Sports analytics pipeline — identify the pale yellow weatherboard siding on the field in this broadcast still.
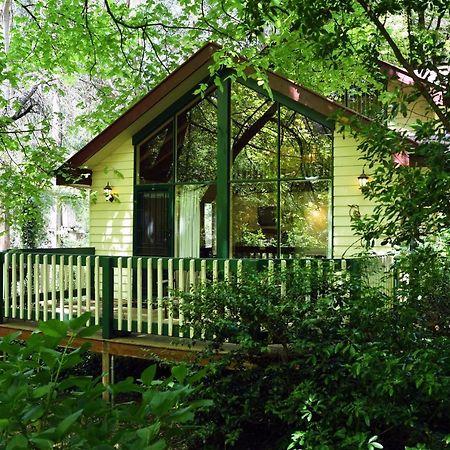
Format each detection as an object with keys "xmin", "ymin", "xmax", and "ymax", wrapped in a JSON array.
[
  {"xmin": 89, "ymin": 139, "xmax": 134, "ymax": 257},
  {"xmin": 388, "ymin": 80, "xmax": 434, "ymax": 130},
  {"xmin": 332, "ymin": 131, "xmax": 382, "ymax": 257}
]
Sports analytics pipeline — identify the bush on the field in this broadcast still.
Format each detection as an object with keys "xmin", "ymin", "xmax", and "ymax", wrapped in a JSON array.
[
  {"xmin": 0, "ymin": 312, "xmax": 211, "ymax": 449},
  {"xmin": 181, "ymin": 256, "xmax": 450, "ymax": 449}
]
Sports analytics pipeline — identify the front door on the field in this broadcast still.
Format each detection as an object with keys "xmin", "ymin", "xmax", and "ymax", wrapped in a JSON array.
[{"xmin": 135, "ymin": 187, "xmax": 172, "ymax": 256}]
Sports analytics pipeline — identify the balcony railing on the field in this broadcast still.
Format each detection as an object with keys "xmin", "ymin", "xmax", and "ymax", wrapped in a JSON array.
[{"xmin": 0, "ymin": 249, "xmax": 395, "ymax": 340}]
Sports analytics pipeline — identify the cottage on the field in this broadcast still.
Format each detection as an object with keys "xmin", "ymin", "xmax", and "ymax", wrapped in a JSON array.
[
  {"xmin": 1, "ymin": 44, "xmax": 432, "ymax": 343},
  {"xmin": 57, "ymin": 43, "xmax": 429, "ymax": 260}
]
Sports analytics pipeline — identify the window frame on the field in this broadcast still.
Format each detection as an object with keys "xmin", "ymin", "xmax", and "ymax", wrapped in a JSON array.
[{"xmin": 132, "ymin": 76, "xmax": 334, "ymax": 258}]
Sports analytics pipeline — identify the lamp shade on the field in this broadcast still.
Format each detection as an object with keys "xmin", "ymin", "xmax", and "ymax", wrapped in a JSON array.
[{"xmin": 358, "ymin": 171, "xmax": 369, "ymax": 188}]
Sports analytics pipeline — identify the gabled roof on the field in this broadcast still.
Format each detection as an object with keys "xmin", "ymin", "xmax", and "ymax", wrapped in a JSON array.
[{"xmin": 57, "ymin": 43, "xmax": 421, "ymax": 186}]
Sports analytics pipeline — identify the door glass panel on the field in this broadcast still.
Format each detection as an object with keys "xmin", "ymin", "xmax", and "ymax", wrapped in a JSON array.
[{"xmin": 136, "ymin": 190, "xmax": 170, "ymax": 256}]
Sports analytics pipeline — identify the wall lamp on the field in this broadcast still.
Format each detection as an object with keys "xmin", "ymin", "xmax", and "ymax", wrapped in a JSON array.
[
  {"xmin": 358, "ymin": 170, "xmax": 369, "ymax": 188},
  {"xmin": 104, "ymin": 182, "xmax": 114, "ymax": 202}
]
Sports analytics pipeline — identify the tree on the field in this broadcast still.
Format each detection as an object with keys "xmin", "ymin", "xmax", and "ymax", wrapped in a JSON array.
[
  {"xmin": 3, "ymin": 1, "xmax": 448, "ymax": 247},
  {"xmin": 0, "ymin": 0, "xmax": 197, "ymax": 247},
  {"xmin": 179, "ymin": 0, "xmax": 450, "ymax": 247}
]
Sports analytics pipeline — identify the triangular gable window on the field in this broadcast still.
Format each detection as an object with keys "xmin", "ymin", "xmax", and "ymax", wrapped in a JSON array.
[{"xmin": 134, "ymin": 80, "xmax": 332, "ymax": 258}]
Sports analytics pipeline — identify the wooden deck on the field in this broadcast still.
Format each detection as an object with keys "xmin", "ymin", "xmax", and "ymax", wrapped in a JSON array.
[{"xmin": 0, "ymin": 319, "xmax": 210, "ymax": 363}]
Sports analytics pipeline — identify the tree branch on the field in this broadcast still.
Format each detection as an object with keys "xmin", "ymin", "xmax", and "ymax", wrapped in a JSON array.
[
  {"xmin": 14, "ymin": 0, "xmax": 42, "ymax": 29},
  {"xmin": 103, "ymin": 0, "xmax": 211, "ymax": 34},
  {"xmin": 356, "ymin": 0, "xmax": 450, "ymax": 133}
]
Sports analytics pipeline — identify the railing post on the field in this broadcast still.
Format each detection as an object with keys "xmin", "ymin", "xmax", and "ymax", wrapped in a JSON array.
[
  {"xmin": 347, "ymin": 258, "xmax": 362, "ymax": 299},
  {"xmin": 101, "ymin": 256, "xmax": 114, "ymax": 339},
  {"xmin": 0, "ymin": 252, "xmax": 4, "ymax": 324}
]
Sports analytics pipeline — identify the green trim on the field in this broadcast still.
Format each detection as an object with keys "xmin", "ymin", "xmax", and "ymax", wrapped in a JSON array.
[
  {"xmin": 231, "ymin": 177, "xmax": 331, "ymax": 184},
  {"xmin": 216, "ymin": 79, "xmax": 231, "ymax": 258},
  {"xmin": 238, "ymin": 78, "xmax": 335, "ymax": 130},
  {"xmin": 132, "ymin": 77, "xmax": 212, "ymax": 146},
  {"xmin": 101, "ymin": 256, "xmax": 114, "ymax": 339}
]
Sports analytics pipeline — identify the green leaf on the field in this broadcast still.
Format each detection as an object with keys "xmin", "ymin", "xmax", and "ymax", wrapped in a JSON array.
[
  {"xmin": 136, "ymin": 422, "xmax": 161, "ymax": 443},
  {"xmin": 110, "ymin": 377, "xmax": 142, "ymax": 395},
  {"xmin": 141, "ymin": 365, "xmax": 157, "ymax": 385},
  {"xmin": 150, "ymin": 391, "xmax": 176, "ymax": 416},
  {"xmin": 38, "ymin": 320, "xmax": 68, "ymax": 339},
  {"xmin": 56, "ymin": 409, "xmax": 83, "ymax": 438},
  {"xmin": 76, "ymin": 324, "xmax": 101, "ymax": 338},
  {"xmin": 147, "ymin": 439, "xmax": 167, "ymax": 450},
  {"xmin": 0, "ymin": 418, "xmax": 9, "ymax": 430},
  {"xmin": 39, "ymin": 347, "xmax": 61, "ymax": 368},
  {"xmin": 28, "ymin": 438, "xmax": 53, "ymax": 450},
  {"xmin": 187, "ymin": 367, "xmax": 208, "ymax": 384},
  {"xmin": 189, "ymin": 399, "xmax": 213, "ymax": 409},
  {"xmin": 167, "ymin": 407, "xmax": 194, "ymax": 423},
  {"xmin": 6, "ymin": 435, "xmax": 29, "ymax": 450},
  {"xmin": 69, "ymin": 312, "xmax": 92, "ymax": 331},
  {"xmin": 22, "ymin": 405, "xmax": 44, "ymax": 422},
  {"xmin": 171, "ymin": 365, "xmax": 187, "ymax": 383},
  {"xmin": 32, "ymin": 384, "xmax": 52, "ymax": 399}
]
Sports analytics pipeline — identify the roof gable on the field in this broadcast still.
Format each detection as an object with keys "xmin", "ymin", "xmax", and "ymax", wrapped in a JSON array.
[{"xmin": 60, "ymin": 43, "xmax": 426, "ymax": 185}]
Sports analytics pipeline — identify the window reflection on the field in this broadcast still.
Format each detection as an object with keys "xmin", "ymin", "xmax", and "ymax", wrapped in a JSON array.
[
  {"xmin": 230, "ymin": 83, "xmax": 332, "ymax": 258},
  {"xmin": 280, "ymin": 181, "xmax": 329, "ymax": 257},
  {"xmin": 231, "ymin": 183, "xmax": 278, "ymax": 258},
  {"xmin": 177, "ymin": 92, "xmax": 217, "ymax": 182},
  {"xmin": 138, "ymin": 122, "xmax": 173, "ymax": 183},
  {"xmin": 231, "ymin": 84, "xmax": 278, "ymax": 180},
  {"xmin": 279, "ymin": 106, "xmax": 332, "ymax": 179}
]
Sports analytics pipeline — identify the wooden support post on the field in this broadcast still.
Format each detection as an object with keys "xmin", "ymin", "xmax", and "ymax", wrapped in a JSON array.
[
  {"xmin": 110, "ymin": 354, "xmax": 115, "ymax": 406},
  {"xmin": 101, "ymin": 256, "xmax": 114, "ymax": 339},
  {"xmin": 102, "ymin": 342, "xmax": 111, "ymax": 402}
]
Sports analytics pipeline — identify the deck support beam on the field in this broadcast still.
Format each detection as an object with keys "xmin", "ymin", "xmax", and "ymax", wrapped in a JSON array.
[{"xmin": 102, "ymin": 341, "xmax": 111, "ymax": 401}]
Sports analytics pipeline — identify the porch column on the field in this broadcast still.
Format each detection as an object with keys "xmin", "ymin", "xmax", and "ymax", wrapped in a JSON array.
[{"xmin": 216, "ymin": 79, "xmax": 231, "ymax": 259}]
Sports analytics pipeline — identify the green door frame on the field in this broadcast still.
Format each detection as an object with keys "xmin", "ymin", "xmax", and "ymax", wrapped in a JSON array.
[{"xmin": 133, "ymin": 184, "xmax": 174, "ymax": 257}]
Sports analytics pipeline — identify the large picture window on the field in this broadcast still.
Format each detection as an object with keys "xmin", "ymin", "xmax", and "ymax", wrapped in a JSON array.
[
  {"xmin": 230, "ymin": 84, "xmax": 332, "ymax": 258},
  {"xmin": 135, "ymin": 82, "xmax": 332, "ymax": 259}
]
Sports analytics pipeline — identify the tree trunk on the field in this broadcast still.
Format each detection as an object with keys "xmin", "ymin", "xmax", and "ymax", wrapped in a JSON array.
[{"xmin": 0, "ymin": 0, "xmax": 12, "ymax": 250}]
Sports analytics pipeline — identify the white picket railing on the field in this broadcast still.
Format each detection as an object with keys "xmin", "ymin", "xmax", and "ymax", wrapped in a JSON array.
[{"xmin": 0, "ymin": 251, "xmax": 396, "ymax": 339}]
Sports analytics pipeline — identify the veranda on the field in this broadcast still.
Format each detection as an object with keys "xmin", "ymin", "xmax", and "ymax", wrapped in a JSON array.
[{"xmin": 0, "ymin": 249, "xmax": 394, "ymax": 345}]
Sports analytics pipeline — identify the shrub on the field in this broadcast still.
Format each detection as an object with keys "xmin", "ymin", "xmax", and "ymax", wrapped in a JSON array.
[
  {"xmin": 0, "ymin": 312, "xmax": 212, "ymax": 449},
  {"xmin": 180, "ymin": 256, "xmax": 450, "ymax": 449}
]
